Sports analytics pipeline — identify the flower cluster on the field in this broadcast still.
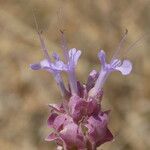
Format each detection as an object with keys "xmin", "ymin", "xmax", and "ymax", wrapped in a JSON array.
[{"xmin": 30, "ymin": 31, "xmax": 132, "ymax": 150}]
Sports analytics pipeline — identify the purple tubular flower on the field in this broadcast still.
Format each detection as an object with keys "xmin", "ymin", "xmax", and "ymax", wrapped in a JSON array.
[
  {"xmin": 98, "ymin": 50, "xmax": 132, "ymax": 75},
  {"xmin": 30, "ymin": 58, "xmax": 66, "ymax": 72},
  {"xmin": 30, "ymin": 58, "xmax": 68, "ymax": 97},
  {"xmin": 68, "ymin": 48, "xmax": 81, "ymax": 69},
  {"xmin": 30, "ymin": 30, "xmax": 69, "ymax": 97},
  {"xmin": 63, "ymin": 48, "xmax": 82, "ymax": 96},
  {"xmin": 89, "ymin": 50, "xmax": 132, "ymax": 97},
  {"xmin": 30, "ymin": 29, "xmax": 133, "ymax": 149}
]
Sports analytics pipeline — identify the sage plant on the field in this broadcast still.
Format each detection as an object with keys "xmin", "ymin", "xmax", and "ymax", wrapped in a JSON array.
[{"xmin": 30, "ymin": 30, "xmax": 132, "ymax": 150}]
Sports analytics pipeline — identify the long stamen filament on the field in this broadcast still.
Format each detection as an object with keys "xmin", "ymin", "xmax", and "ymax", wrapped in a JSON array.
[
  {"xmin": 125, "ymin": 34, "xmax": 146, "ymax": 54},
  {"xmin": 111, "ymin": 29, "xmax": 128, "ymax": 61},
  {"xmin": 33, "ymin": 13, "xmax": 51, "ymax": 61},
  {"xmin": 37, "ymin": 32, "xmax": 51, "ymax": 61},
  {"xmin": 60, "ymin": 30, "xmax": 69, "ymax": 62}
]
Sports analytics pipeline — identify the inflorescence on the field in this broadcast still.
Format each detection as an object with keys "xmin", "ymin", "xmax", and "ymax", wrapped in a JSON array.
[{"xmin": 30, "ymin": 30, "xmax": 132, "ymax": 150}]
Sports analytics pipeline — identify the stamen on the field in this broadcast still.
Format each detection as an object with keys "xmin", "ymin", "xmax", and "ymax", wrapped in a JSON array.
[
  {"xmin": 111, "ymin": 29, "xmax": 128, "ymax": 61},
  {"xmin": 111, "ymin": 59, "xmax": 121, "ymax": 68},
  {"xmin": 56, "ymin": 8, "xmax": 69, "ymax": 62},
  {"xmin": 60, "ymin": 30, "xmax": 69, "ymax": 62},
  {"xmin": 33, "ymin": 12, "xmax": 51, "ymax": 62},
  {"xmin": 124, "ymin": 34, "xmax": 146, "ymax": 54}
]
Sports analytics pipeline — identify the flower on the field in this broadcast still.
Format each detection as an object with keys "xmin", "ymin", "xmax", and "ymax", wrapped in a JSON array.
[
  {"xmin": 98, "ymin": 50, "xmax": 132, "ymax": 75},
  {"xmin": 88, "ymin": 50, "xmax": 132, "ymax": 97},
  {"xmin": 30, "ymin": 30, "xmax": 133, "ymax": 150},
  {"xmin": 30, "ymin": 57, "xmax": 66, "ymax": 73},
  {"xmin": 61, "ymin": 48, "xmax": 82, "ymax": 95}
]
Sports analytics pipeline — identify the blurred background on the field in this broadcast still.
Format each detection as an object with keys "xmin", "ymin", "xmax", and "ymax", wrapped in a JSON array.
[{"xmin": 0, "ymin": 0, "xmax": 150, "ymax": 150}]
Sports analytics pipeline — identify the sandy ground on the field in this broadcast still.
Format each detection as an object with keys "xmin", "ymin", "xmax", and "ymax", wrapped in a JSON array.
[{"xmin": 0, "ymin": 0, "xmax": 150, "ymax": 150}]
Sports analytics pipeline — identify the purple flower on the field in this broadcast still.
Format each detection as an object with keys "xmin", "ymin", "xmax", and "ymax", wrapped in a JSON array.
[
  {"xmin": 67, "ymin": 48, "xmax": 81, "ymax": 70},
  {"xmin": 30, "ymin": 57, "xmax": 66, "ymax": 72},
  {"xmin": 98, "ymin": 50, "xmax": 132, "ymax": 75},
  {"xmin": 30, "ymin": 30, "xmax": 133, "ymax": 150},
  {"xmin": 60, "ymin": 48, "xmax": 82, "ymax": 95},
  {"xmin": 89, "ymin": 50, "xmax": 132, "ymax": 97}
]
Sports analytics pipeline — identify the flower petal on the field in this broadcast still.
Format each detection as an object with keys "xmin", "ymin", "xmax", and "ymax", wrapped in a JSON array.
[
  {"xmin": 86, "ymin": 112, "xmax": 113, "ymax": 146},
  {"xmin": 68, "ymin": 48, "xmax": 81, "ymax": 67},
  {"xmin": 45, "ymin": 132, "xmax": 58, "ymax": 141},
  {"xmin": 98, "ymin": 50, "xmax": 107, "ymax": 69},
  {"xmin": 30, "ymin": 59, "xmax": 51, "ymax": 70},
  {"xmin": 50, "ymin": 60, "xmax": 67, "ymax": 71},
  {"xmin": 31, "ymin": 58, "xmax": 67, "ymax": 72},
  {"xmin": 30, "ymin": 63, "xmax": 41, "ymax": 70},
  {"xmin": 53, "ymin": 114, "xmax": 67, "ymax": 132},
  {"xmin": 49, "ymin": 103, "xmax": 65, "ymax": 113},
  {"xmin": 74, "ymin": 50, "xmax": 81, "ymax": 66},
  {"xmin": 68, "ymin": 95, "xmax": 87, "ymax": 122},
  {"xmin": 115, "ymin": 60, "xmax": 132, "ymax": 75},
  {"xmin": 60, "ymin": 123, "xmax": 86, "ymax": 149},
  {"xmin": 86, "ymin": 99, "xmax": 100, "ymax": 115},
  {"xmin": 53, "ymin": 114, "xmax": 73, "ymax": 132},
  {"xmin": 86, "ymin": 70, "xmax": 99, "ymax": 92},
  {"xmin": 47, "ymin": 113, "xmax": 58, "ymax": 127}
]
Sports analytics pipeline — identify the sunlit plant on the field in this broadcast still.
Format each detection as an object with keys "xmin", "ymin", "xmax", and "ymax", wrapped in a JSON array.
[{"xmin": 30, "ymin": 26, "xmax": 132, "ymax": 150}]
